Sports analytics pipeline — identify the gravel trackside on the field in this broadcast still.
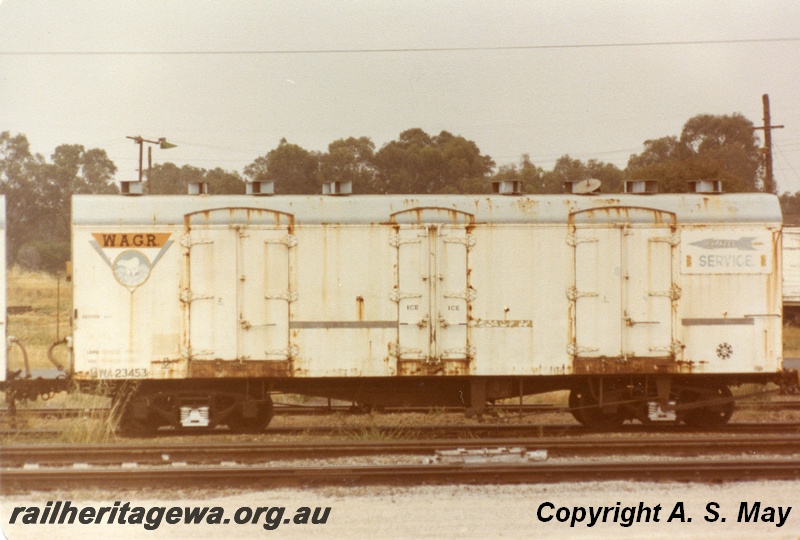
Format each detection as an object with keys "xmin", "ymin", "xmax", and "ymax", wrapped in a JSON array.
[{"xmin": 2, "ymin": 480, "xmax": 799, "ymax": 539}]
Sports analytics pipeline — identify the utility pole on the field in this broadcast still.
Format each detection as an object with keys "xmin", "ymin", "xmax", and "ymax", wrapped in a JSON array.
[
  {"xmin": 753, "ymin": 94, "xmax": 784, "ymax": 194},
  {"xmin": 126, "ymin": 135, "xmax": 177, "ymax": 183}
]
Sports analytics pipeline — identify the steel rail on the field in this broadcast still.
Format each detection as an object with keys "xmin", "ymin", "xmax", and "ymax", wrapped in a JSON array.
[
  {"xmin": 0, "ymin": 403, "xmax": 559, "ymax": 419},
  {"xmin": 3, "ymin": 400, "xmax": 800, "ymax": 421},
  {"xmin": 3, "ymin": 421, "xmax": 800, "ymax": 440},
  {"xmin": 211, "ymin": 422, "xmax": 800, "ymax": 438},
  {"xmin": 4, "ymin": 458, "xmax": 800, "ymax": 492},
  {"xmin": 3, "ymin": 434, "xmax": 800, "ymax": 468}
]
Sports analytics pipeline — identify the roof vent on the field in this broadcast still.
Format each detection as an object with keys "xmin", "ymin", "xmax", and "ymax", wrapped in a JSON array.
[
  {"xmin": 689, "ymin": 180, "xmax": 723, "ymax": 194},
  {"xmin": 188, "ymin": 181, "xmax": 209, "ymax": 195},
  {"xmin": 246, "ymin": 180, "xmax": 275, "ymax": 196},
  {"xmin": 322, "ymin": 179, "xmax": 352, "ymax": 196},
  {"xmin": 492, "ymin": 179, "xmax": 523, "ymax": 195},
  {"xmin": 119, "ymin": 181, "xmax": 143, "ymax": 196},
  {"xmin": 564, "ymin": 178, "xmax": 602, "ymax": 195},
  {"xmin": 624, "ymin": 180, "xmax": 658, "ymax": 194}
]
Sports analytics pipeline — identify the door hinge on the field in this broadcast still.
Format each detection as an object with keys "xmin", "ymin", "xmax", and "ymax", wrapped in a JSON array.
[
  {"xmin": 566, "ymin": 234, "xmax": 599, "ymax": 247},
  {"xmin": 390, "ymin": 290, "xmax": 423, "ymax": 302},
  {"xmin": 265, "ymin": 290, "xmax": 298, "ymax": 303},
  {"xmin": 180, "ymin": 289, "xmax": 214, "ymax": 304},
  {"xmin": 265, "ymin": 234, "xmax": 297, "ymax": 248},
  {"xmin": 443, "ymin": 288, "xmax": 477, "ymax": 302}
]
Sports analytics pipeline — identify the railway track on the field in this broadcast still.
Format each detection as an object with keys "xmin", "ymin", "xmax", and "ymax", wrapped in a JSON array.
[
  {"xmin": 2, "ymin": 399, "xmax": 799, "ymax": 421},
  {"xmin": 0, "ymin": 403, "xmax": 559, "ymax": 420},
  {"xmin": 3, "ymin": 421, "xmax": 800, "ymax": 440},
  {"xmin": 3, "ymin": 434, "xmax": 800, "ymax": 467},
  {"xmin": 5, "ymin": 459, "xmax": 800, "ymax": 492},
  {"xmin": 3, "ymin": 436, "xmax": 800, "ymax": 491}
]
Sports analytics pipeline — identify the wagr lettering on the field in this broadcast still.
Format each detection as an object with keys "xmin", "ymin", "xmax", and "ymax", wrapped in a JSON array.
[{"xmin": 92, "ymin": 233, "xmax": 170, "ymax": 248}]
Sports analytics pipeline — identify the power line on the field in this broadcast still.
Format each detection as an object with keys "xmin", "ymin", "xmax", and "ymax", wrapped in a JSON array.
[
  {"xmin": 2, "ymin": 37, "xmax": 798, "ymax": 56},
  {"xmin": 775, "ymin": 145, "xmax": 800, "ymax": 186}
]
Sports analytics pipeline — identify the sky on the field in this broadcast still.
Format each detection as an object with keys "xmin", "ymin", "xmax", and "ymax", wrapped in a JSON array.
[{"xmin": 1, "ymin": 1, "xmax": 799, "ymax": 192}]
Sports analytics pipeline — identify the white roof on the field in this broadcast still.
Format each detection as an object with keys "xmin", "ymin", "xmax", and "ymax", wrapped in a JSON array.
[{"xmin": 72, "ymin": 193, "xmax": 782, "ymax": 226}]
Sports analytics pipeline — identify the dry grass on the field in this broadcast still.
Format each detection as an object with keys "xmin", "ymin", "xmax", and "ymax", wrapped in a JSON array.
[
  {"xmin": 783, "ymin": 325, "xmax": 800, "ymax": 357},
  {"xmin": 2, "ymin": 269, "xmax": 126, "ymax": 443},
  {"xmin": 6, "ymin": 266, "xmax": 72, "ymax": 372}
]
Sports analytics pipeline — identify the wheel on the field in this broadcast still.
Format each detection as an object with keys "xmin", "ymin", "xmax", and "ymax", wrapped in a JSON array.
[
  {"xmin": 681, "ymin": 385, "xmax": 734, "ymax": 427},
  {"xmin": 227, "ymin": 398, "xmax": 274, "ymax": 433},
  {"xmin": 568, "ymin": 388, "xmax": 586, "ymax": 425},
  {"xmin": 569, "ymin": 385, "xmax": 626, "ymax": 427},
  {"xmin": 117, "ymin": 399, "xmax": 160, "ymax": 436}
]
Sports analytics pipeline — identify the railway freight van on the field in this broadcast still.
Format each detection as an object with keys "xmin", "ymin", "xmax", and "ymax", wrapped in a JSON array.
[{"xmin": 59, "ymin": 184, "xmax": 784, "ymax": 431}]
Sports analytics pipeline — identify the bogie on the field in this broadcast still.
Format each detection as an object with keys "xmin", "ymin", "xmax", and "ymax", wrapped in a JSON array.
[
  {"xmin": 116, "ymin": 388, "xmax": 274, "ymax": 435},
  {"xmin": 568, "ymin": 379, "xmax": 736, "ymax": 428}
]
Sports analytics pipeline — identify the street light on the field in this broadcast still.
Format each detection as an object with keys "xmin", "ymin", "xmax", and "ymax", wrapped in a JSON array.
[{"xmin": 126, "ymin": 135, "xmax": 177, "ymax": 183}]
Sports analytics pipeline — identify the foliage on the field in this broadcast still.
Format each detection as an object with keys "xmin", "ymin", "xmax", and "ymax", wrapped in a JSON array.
[
  {"xmin": 318, "ymin": 137, "xmax": 377, "ymax": 193},
  {"xmin": 374, "ymin": 129, "xmax": 495, "ymax": 194},
  {"xmin": 148, "ymin": 163, "xmax": 244, "ymax": 194},
  {"xmin": 244, "ymin": 130, "xmax": 495, "ymax": 195},
  {"xmin": 489, "ymin": 154, "xmax": 545, "ymax": 193},
  {"xmin": 0, "ymin": 133, "xmax": 117, "ymax": 266},
  {"xmin": 626, "ymin": 113, "xmax": 763, "ymax": 193},
  {"xmin": 244, "ymin": 138, "xmax": 321, "ymax": 194},
  {"xmin": 206, "ymin": 167, "xmax": 245, "ymax": 194},
  {"xmin": 540, "ymin": 155, "xmax": 624, "ymax": 193},
  {"xmin": 0, "ymin": 132, "xmax": 45, "ymax": 260},
  {"xmin": 16, "ymin": 242, "xmax": 70, "ymax": 274},
  {"xmin": 779, "ymin": 192, "xmax": 800, "ymax": 224}
]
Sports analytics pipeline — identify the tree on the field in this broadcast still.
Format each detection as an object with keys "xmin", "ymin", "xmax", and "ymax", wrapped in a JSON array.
[
  {"xmin": 0, "ymin": 132, "xmax": 46, "ymax": 261},
  {"xmin": 0, "ymin": 133, "xmax": 118, "ymax": 268},
  {"xmin": 540, "ymin": 155, "xmax": 623, "ymax": 193},
  {"xmin": 244, "ymin": 139, "xmax": 320, "ymax": 194},
  {"xmin": 780, "ymin": 192, "xmax": 800, "ymax": 223},
  {"xmin": 52, "ymin": 144, "xmax": 118, "ymax": 194},
  {"xmin": 318, "ymin": 137, "xmax": 377, "ymax": 193},
  {"xmin": 626, "ymin": 113, "xmax": 762, "ymax": 192},
  {"xmin": 147, "ymin": 162, "xmax": 185, "ymax": 194},
  {"xmin": 487, "ymin": 154, "xmax": 545, "ymax": 194},
  {"xmin": 45, "ymin": 144, "xmax": 118, "ymax": 241},
  {"xmin": 374, "ymin": 129, "xmax": 494, "ymax": 193},
  {"xmin": 206, "ymin": 168, "xmax": 245, "ymax": 194}
]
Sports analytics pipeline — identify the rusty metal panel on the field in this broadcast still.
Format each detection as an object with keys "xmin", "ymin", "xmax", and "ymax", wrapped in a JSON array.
[
  {"xmin": 573, "ymin": 357, "xmax": 688, "ymax": 375},
  {"xmin": 182, "ymin": 209, "xmax": 294, "ymax": 363},
  {"xmin": 622, "ymin": 227, "xmax": 675, "ymax": 357},
  {"xmin": 467, "ymin": 226, "xmax": 539, "ymax": 375},
  {"xmin": 189, "ymin": 360, "xmax": 291, "ymax": 378},
  {"xmin": 393, "ymin": 223, "xmax": 472, "ymax": 372},
  {"xmin": 184, "ymin": 227, "xmax": 237, "ymax": 360},
  {"xmin": 783, "ymin": 227, "xmax": 800, "ymax": 305},
  {"xmin": 570, "ymin": 207, "xmax": 678, "ymax": 366},
  {"xmin": 68, "ymin": 194, "xmax": 783, "ymax": 382},
  {"xmin": 436, "ymin": 225, "xmax": 471, "ymax": 361},
  {"xmin": 395, "ymin": 226, "xmax": 429, "ymax": 362},
  {"xmin": 677, "ymin": 225, "xmax": 782, "ymax": 373},
  {"xmin": 71, "ymin": 226, "xmax": 184, "ymax": 380},
  {"xmin": 290, "ymin": 225, "xmax": 397, "ymax": 377},
  {"xmin": 682, "ymin": 229, "xmax": 773, "ymax": 274},
  {"xmin": 572, "ymin": 226, "xmax": 622, "ymax": 358}
]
